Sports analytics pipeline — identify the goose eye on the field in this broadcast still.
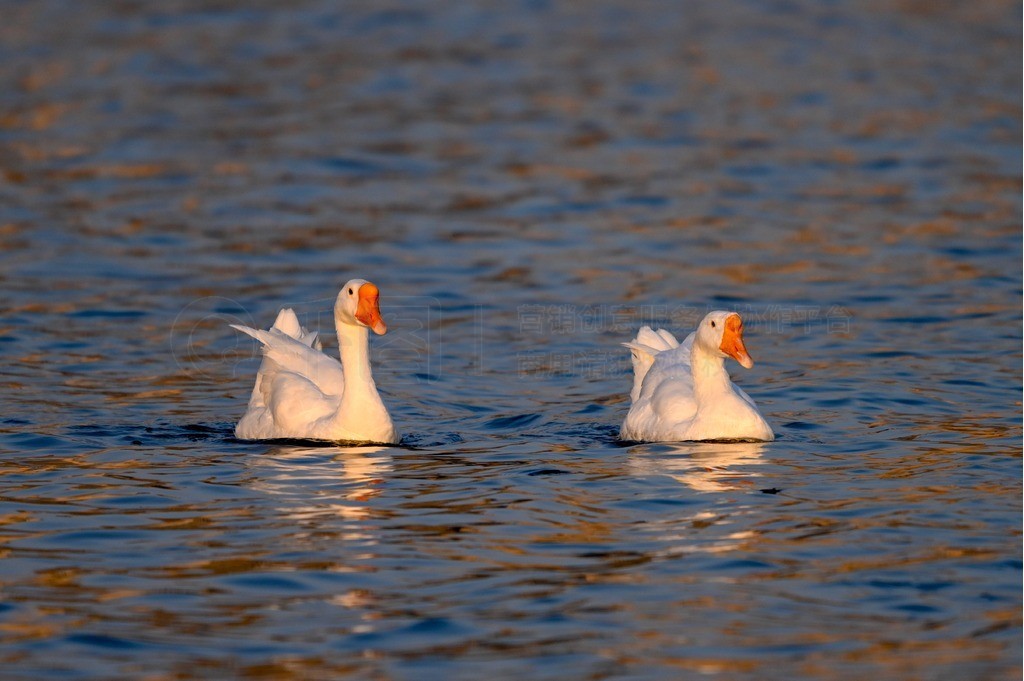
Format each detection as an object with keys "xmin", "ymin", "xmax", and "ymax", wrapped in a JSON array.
[
  {"xmin": 348, "ymin": 288, "xmax": 354, "ymax": 295},
  {"xmin": 710, "ymin": 321, "xmax": 716, "ymax": 328}
]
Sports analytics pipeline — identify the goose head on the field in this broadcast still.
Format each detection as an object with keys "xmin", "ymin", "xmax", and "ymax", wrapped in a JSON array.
[
  {"xmin": 695, "ymin": 311, "xmax": 753, "ymax": 368},
  {"xmin": 335, "ymin": 279, "xmax": 387, "ymax": 335}
]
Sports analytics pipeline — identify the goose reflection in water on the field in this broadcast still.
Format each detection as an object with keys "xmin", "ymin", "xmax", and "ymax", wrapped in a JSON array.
[
  {"xmin": 248, "ymin": 445, "xmax": 393, "ymax": 522},
  {"xmin": 628, "ymin": 441, "xmax": 768, "ymax": 493}
]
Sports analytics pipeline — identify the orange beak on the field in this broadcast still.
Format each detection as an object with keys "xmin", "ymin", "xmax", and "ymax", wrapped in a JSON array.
[
  {"xmin": 355, "ymin": 282, "xmax": 387, "ymax": 335},
  {"xmin": 719, "ymin": 313, "xmax": 753, "ymax": 368}
]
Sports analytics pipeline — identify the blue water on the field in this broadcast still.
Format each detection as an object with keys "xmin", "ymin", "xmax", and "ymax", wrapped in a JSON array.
[{"xmin": 0, "ymin": 1, "xmax": 1020, "ymax": 679}]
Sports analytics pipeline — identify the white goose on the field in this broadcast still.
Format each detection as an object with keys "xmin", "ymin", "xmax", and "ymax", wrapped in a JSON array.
[
  {"xmin": 620, "ymin": 311, "xmax": 774, "ymax": 442},
  {"xmin": 231, "ymin": 279, "xmax": 400, "ymax": 444}
]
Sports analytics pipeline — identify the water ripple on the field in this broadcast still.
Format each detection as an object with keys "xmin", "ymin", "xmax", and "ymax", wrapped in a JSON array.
[{"xmin": 0, "ymin": 0, "xmax": 1019, "ymax": 678}]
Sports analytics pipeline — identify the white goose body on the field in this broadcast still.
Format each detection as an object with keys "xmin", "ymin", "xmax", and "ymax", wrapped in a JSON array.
[
  {"xmin": 231, "ymin": 279, "xmax": 400, "ymax": 444},
  {"xmin": 621, "ymin": 311, "xmax": 773, "ymax": 442}
]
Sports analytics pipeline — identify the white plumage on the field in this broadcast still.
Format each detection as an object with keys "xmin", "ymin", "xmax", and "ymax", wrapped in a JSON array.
[
  {"xmin": 621, "ymin": 311, "xmax": 773, "ymax": 442},
  {"xmin": 231, "ymin": 279, "xmax": 400, "ymax": 444}
]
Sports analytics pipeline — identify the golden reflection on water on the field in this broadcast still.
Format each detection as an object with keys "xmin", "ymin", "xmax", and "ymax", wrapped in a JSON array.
[
  {"xmin": 0, "ymin": 0, "xmax": 1019, "ymax": 676},
  {"xmin": 627, "ymin": 442, "xmax": 769, "ymax": 556},
  {"xmin": 629, "ymin": 441, "xmax": 767, "ymax": 493},
  {"xmin": 249, "ymin": 445, "xmax": 393, "ymax": 523}
]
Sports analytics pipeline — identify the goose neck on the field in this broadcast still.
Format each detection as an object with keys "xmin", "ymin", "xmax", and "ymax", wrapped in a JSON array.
[
  {"xmin": 690, "ymin": 342, "xmax": 731, "ymax": 398},
  {"xmin": 337, "ymin": 321, "xmax": 373, "ymax": 386}
]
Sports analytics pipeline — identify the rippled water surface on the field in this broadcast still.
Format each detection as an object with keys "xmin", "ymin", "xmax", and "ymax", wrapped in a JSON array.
[{"xmin": 1, "ymin": 1, "xmax": 1020, "ymax": 679}]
